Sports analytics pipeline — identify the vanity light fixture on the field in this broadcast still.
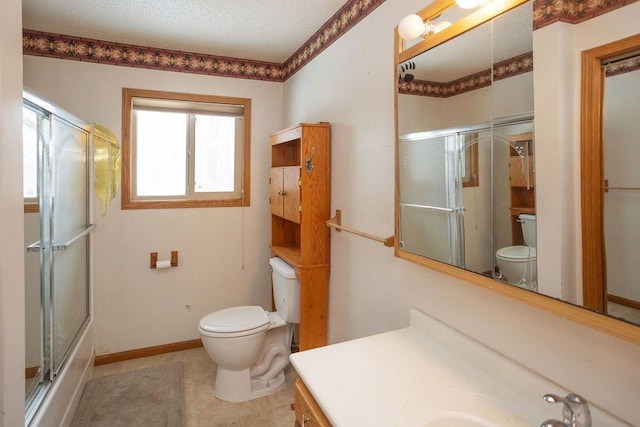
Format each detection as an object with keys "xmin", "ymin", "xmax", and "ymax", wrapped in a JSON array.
[
  {"xmin": 455, "ymin": 0, "xmax": 484, "ymax": 9},
  {"xmin": 398, "ymin": 14, "xmax": 452, "ymax": 42}
]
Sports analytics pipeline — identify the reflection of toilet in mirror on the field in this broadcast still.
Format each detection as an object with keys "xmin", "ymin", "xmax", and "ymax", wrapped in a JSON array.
[{"xmin": 496, "ymin": 214, "xmax": 537, "ymax": 290}]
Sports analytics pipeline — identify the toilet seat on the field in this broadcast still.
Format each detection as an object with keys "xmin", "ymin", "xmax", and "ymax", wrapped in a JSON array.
[
  {"xmin": 496, "ymin": 245, "xmax": 536, "ymax": 260},
  {"xmin": 199, "ymin": 306, "xmax": 269, "ymax": 338}
]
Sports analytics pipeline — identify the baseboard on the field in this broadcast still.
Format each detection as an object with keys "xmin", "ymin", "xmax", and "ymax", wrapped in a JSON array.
[
  {"xmin": 26, "ymin": 366, "xmax": 39, "ymax": 379},
  {"xmin": 608, "ymin": 294, "xmax": 640, "ymax": 310},
  {"xmin": 94, "ymin": 339, "xmax": 203, "ymax": 366}
]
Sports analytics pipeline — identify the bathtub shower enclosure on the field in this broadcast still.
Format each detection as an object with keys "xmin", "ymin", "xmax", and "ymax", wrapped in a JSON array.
[
  {"xmin": 398, "ymin": 115, "xmax": 535, "ymax": 286},
  {"xmin": 23, "ymin": 90, "xmax": 94, "ymax": 425}
]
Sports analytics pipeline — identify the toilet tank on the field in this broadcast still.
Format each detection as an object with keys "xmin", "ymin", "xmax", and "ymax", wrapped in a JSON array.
[
  {"xmin": 269, "ymin": 257, "xmax": 300, "ymax": 323},
  {"xmin": 519, "ymin": 213, "xmax": 536, "ymax": 247}
]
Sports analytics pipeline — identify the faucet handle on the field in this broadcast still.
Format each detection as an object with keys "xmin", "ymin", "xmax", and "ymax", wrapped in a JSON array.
[{"xmin": 543, "ymin": 393, "xmax": 592, "ymax": 427}]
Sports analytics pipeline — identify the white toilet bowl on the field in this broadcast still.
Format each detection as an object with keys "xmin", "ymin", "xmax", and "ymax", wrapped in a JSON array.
[
  {"xmin": 198, "ymin": 257, "xmax": 300, "ymax": 402},
  {"xmin": 496, "ymin": 246, "xmax": 537, "ymax": 289},
  {"xmin": 199, "ymin": 306, "xmax": 269, "ymax": 370},
  {"xmin": 496, "ymin": 213, "xmax": 537, "ymax": 290}
]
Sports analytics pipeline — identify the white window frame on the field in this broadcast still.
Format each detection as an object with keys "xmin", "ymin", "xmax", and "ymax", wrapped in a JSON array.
[
  {"xmin": 23, "ymin": 103, "xmax": 45, "ymax": 213},
  {"xmin": 122, "ymin": 88, "xmax": 251, "ymax": 209}
]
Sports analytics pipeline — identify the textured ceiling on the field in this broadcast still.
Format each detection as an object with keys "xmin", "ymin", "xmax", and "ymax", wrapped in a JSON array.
[{"xmin": 22, "ymin": 0, "xmax": 347, "ymax": 63}]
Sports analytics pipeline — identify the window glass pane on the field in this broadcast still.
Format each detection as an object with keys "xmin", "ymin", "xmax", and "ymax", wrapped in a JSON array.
[
  {"xmin": 23, "ymin": 107, "xmax": 39, "ymax": 199},
  {"xmin": 135, "ymin": 110, "xmax": 187, "ymax": 196},
  {"xmin": 194, "ymin": 115, "xmax": 236, "ymax": 192}
]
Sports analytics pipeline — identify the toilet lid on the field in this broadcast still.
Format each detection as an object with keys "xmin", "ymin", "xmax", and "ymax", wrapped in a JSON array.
[
  {"xmin": 496, "ymin": 245, "xmax": 536, "ymax": 260},
  {"xmin": 199, "ymin": 306, "xmax": 269, "ymax": 334}
]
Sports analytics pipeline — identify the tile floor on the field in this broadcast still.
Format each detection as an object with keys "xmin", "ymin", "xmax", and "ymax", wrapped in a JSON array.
[
  {"xmin": 608, "ymin": 302, "xmax": 640, "ymax": 326},
  {"xmin": 90, "ymin": 347, "xmax": 296, "ymax": 427}
]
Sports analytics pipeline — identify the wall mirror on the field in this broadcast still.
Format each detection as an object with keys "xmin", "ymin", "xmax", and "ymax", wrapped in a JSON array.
[
  {"xmin": 581, "ymin": 34, "xmax": 640, "ymax": 326},
  {"xmin": 396, "ymin": 0, "xmax": 535, "ymax": 286},
  {"xmin": 394, "ymin": 0, "xmax": 640, "ymax": 344}
]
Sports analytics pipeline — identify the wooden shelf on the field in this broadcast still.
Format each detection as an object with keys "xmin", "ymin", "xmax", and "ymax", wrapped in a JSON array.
[
  {"xmin": 270, "ymin": 245, "xmax": 302, "ymax": 269},
  {"xmin": 510, "ymin": 206, "xmax": 535, "ymax": 215},
  {"xmin": 270, "ymin": 122, "xmax": 330, "ymax": 350},
  {"xmin": 270, "ymin": 122, "xmax": 328, "ymax": 145}
]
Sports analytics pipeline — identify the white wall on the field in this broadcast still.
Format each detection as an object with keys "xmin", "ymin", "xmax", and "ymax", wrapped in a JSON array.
[
  {"xmin": 24, "ymin": 57, "xmax": 284, "ymax": 354},
  {"xmin": 0, "ymin": 0, "xmax": 25, "ymax": 425},
  {"xmin": 397, "ymin": 93, "xmax": 445, "ymax": 135},
  {"xmin": 283, "ymin": 0, "xmax": 640, "ymax": 424}
]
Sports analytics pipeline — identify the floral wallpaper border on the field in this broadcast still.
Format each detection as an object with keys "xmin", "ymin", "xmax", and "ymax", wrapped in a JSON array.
[
  {"xmin": 22, "ymin": 30, "xmax": 286, "ymax": 82},
  {"xmin": 399, "ymin": 51, "xmax": 534, "ymax": 98},
  {"xmin": 281, "ymin": 0, "xmax": 385, "ymax": 79},
  {"xmin": 22, "ymin": 0, "xmax": 635, "ymax": 81},
  {"xmin": 532, "ymin": 0, "xmax": 639, "ymax": 30},
  {"xmin": 22, "ymin": 0, "xmax": 385, "ymax": 82}
]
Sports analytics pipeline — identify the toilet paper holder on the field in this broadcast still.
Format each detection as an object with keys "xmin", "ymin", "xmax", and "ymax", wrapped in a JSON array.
[{"xmin": 150, "ymin": 251, "xmax": 178, "ymax": 269}]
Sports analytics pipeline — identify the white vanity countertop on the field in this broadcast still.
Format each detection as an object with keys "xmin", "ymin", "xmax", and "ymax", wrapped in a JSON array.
[{"xmin": 289, "ymin": 308, "xmax": 625, "ymax": 427}]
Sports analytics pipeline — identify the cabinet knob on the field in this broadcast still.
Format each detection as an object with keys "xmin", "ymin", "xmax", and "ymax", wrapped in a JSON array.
[
  {"xmin": 298, "ymin": 204, "xmax": 302, "ymax": 212},
  {"xmin": 302, "ymin": 414, "xmax": 311, "ymax": 426},
  {"xmin": 278, "ymin": 189, "xmax": 287, "ymax": 196}
]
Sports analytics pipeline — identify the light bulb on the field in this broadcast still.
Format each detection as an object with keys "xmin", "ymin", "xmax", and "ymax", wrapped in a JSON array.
[
  {"xmin": 398, "ymin": 14, "xmax": 426, "ymax": 41},
  {"xmin": 455, "ymin": 0, "xmax": 483, "ymax": 8}
]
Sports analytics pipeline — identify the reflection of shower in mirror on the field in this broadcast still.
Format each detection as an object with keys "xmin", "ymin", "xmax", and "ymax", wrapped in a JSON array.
[{"xmin": 397, "ymin": 116, "xmax": 535, "ymax": 288}]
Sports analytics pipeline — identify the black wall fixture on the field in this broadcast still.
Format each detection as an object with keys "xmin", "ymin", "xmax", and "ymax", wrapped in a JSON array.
[{"xmin": 399, "ymin": 61, "xmax": 415, "ymax": 82}]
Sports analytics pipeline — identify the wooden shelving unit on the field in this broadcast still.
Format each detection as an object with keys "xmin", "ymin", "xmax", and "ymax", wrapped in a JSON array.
[
  {"xmin": 508, "ymin": 132, "xmax": 535, "ymax": 245},
  {"xmin": 270, "ymin": 122, "xmax": 330, "ymax": 350}
]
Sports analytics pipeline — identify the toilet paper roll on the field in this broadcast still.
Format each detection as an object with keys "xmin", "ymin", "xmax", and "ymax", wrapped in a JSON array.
[{"xmin": 156, "ymin": 259, "xmax": 172, "ymax": 269}]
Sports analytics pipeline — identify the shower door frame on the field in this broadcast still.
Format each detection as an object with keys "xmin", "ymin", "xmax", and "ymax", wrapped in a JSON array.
[{"xmin": 23, "ymin": 90, "xmax": 93, "ymax": 424}]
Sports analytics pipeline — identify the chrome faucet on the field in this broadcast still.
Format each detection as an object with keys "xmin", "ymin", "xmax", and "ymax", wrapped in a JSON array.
[{"xmin": 541, "ymin": 393, "xmax": 592, "ymax": 427}]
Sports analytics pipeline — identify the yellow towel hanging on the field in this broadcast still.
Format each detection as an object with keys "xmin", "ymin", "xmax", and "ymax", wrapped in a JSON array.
[{"xmin": 92, "ymin": 124, "xmax": 121, "ymax": 216}]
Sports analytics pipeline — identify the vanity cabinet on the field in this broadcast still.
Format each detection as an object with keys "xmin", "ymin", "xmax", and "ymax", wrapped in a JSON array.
[
  {"xmin": 508, "ymin": 133, "xmax": 535, "ymax": 245},
  {"xmin": 270, "ymin": 122, "xmax": 330, "ymax": 350},
  {"xmin": 295, "ymin": 378, "xmax": 332, "ymax": 427}
]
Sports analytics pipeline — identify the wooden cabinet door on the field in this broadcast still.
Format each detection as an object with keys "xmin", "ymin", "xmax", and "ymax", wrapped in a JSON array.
[
  {"xmin": 282, "ymin": 166, "xmax": 301, "ymax": 224},
  {"xmin": 295, "ymin": 379, "xmax": 332, "ymax": 427},
  {"xmin": 270, "ymin": 166, "xmax": 300, "ymax": 224},
  {"xmin": 509, "ymin": 156, "xmax": 535, "ymax": 187},
  {"xmin": 270, "ymin": 167, "xmax": 283, "ymax": 217}
]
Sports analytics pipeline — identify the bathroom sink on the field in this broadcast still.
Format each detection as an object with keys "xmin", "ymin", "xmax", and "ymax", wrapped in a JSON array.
[{"xmin": 396, "ymin": 390, "xmax": 537, "ymax": 426}]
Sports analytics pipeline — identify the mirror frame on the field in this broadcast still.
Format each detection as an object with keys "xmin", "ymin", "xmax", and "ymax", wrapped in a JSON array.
[{"xmin": 394, "ymin": 1, "xmax": 640, "ymax": 345}]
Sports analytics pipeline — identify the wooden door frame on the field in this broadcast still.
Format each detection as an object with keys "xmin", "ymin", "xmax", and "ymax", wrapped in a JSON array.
[{"xmin": 581, "ymin": 33, "xmax": 640, "ymax": 311}]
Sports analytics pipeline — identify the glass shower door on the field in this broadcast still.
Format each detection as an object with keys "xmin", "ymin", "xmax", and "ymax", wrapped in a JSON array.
[
  {"xmin": 398, "ymin": 133, "xmax": 462, "ymax": 266},
  {"xmin": 49, "ymin": 116, "xmax": 90, "ymax": 372},
  {"xmin": 24, "ymin": 92, "xmax": 92, "ymax": 421}
]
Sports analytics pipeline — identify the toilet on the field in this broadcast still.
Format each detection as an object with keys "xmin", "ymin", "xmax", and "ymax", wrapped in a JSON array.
[
  {"xmin": 198, "ymin": 257, "xmax": 300, "ymax": 402},
  {"xmin": 496, "ymin": 213, "xmax": 537, "ymax": 290}
]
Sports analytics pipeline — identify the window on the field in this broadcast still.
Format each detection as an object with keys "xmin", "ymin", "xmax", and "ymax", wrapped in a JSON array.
[
  {"xmin": 122, "ymin": 88, "xmax": 251, "ymax": 209},
  {"xmin": 461, "ymin": 132, "xmax": 479, "ymax": 188},
  {"xmin": 23, "ymin": 104, "xmax": 46, "ymax": 213}
]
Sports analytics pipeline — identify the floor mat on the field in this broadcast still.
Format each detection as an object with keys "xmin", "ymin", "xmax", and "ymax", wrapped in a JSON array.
[{"xmin": 71, "ymin": 362, "xmax": 184, "ymax": 427}]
